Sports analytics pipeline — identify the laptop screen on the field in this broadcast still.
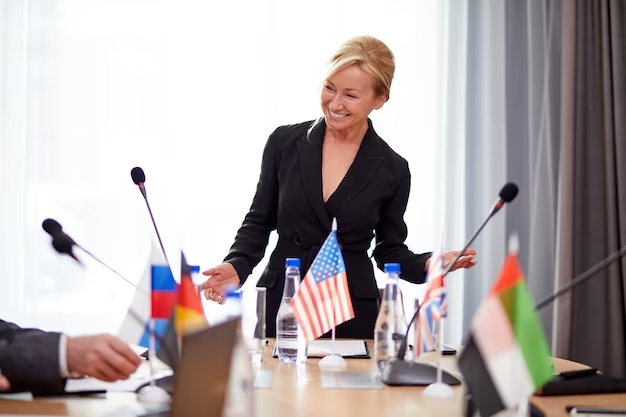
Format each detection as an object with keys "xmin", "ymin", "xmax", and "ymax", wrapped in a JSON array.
[{"xmin": 169, "ymin": 319, "xmax": 239, "ymax": 417}]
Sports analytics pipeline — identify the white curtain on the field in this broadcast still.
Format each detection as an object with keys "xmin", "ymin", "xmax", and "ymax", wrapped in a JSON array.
[
  {"xmin": 435, "ymin": 0, "xmax": 508, "ymax": 343},
  {"xmin": 0, "ymin": 0, "xmax": 451, "ymax": 338}
]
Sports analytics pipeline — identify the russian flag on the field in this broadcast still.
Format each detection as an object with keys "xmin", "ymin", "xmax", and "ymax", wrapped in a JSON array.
[{"xmin": 138, "ymin": 263, "xmax": 200, "ymax": 349}]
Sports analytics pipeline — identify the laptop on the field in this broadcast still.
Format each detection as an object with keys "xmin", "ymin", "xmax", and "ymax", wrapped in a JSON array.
[{"xmin": 138, "ymin": 318, "xmax": 239, "ymax": 417}]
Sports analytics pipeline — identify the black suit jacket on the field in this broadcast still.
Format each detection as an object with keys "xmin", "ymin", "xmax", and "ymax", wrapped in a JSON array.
[
  {"xmin": 224, "ymin": 118, "xmax": 430, "ymax": 338},
  {"xmin": 0, "ymin": 319, "xmax": 66, "ymax": 395}
]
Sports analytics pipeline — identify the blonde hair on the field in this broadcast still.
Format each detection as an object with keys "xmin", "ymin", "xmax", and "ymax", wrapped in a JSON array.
[{"xmin": 326, "ymin": 35, "xmax": 395, "ymax": 100}]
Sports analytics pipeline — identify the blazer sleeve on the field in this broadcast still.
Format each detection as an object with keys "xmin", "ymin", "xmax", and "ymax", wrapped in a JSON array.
[
  {"xmin": 0, "ymin": 320, "xmax": 66, "ymax": 395},
  {"xmin": 372, "ymin": 165, "xmax": 431, "ymax": 284},
  {"xmin": 223, "ymin": 128, "xmax": 281, "ymax": 284}
]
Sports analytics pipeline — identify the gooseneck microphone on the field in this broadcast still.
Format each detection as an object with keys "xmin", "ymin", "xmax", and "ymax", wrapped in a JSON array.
[
  {"xmin": 534, "ymin": 245, "xmax": 626, "ymax": 311},
  {"xmin": 130, "ymin": 167, "xmax": 169, "ymax": 265},
  {"xmin": 402, "ymin": 182, "xmax": 520, "ymax": 357},
  {"xmin": 382, "ymin": 297, "xmax": 461, "ymax": 386},
  {"xmin": 42, "ymin": 219, "xmax": 176, "ymax": 368},
  {"xmin": 131, "ymin": 167, "xmax": 147, "ymax": 199},
  {"xmin": 50, "ymin": 233, "xmax": 82, "ymax": 265},
  {"xmin": 442, "ymin": 182, "xmax": 519, "ymax": 277},
  {"xmin": 42, "ymin": 219, "xmax": 146, "ymax": 293},
  {"xmin": 381, "ymin": 182, "xmax": 519, "ymax": 386},
  {"xmin": 42, "ymin": 218, "xmax": 64, "ymax": 239},
  {"xmin": 489, "ymin": 182, "xmax": 519, "ymax": 216}
]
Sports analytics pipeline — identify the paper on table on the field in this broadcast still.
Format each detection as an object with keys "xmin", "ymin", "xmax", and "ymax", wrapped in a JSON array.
[
  {"xmin": 321, "ymin": 371, "xmax": 384, "ymax": 389},
  {"xmin": 129, "ymin": 343, "xmax": 148, "ymax": 357},
  {"xmin": 273, "ymin": 340, "xmax": 369, "ymax": 358},
  {"xmin": 254, "ymin": 370, "xmax": 272, "ymax": 389},
  {"xmin": 65, "ymin": 366, "xmax": 173, "ymax": 393},
  {"xmin": 307, "ymin": 340, "xmax": 368, "ymax": 357},
  {"xmin": 0, "ymin": 392, "xmax": 34, "ymax": 401}
]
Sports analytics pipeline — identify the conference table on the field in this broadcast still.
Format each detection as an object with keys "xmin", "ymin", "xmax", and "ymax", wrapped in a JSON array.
[{"xmin": 0, "ymin": 340, "xmax": 625, "ymax": 417}]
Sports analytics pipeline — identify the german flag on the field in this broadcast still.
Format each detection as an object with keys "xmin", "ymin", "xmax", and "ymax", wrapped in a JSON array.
[
  {"xmin": 156, "ymin": 252, "xmax": 207, "ymax": 369},
  {"xmin": 175, "ymin": 252, "xmax": 208, "ymax": 335}
]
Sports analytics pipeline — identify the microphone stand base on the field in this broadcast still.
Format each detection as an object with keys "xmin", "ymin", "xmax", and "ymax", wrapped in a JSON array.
[
  {"xmin": 423, "ymin": 382, "xmax": 455, "ymax": 398},
  {"xmin": 318, "ymin": 354, "xmax": 348, "ymax": 368},
  {"xmin": 137, "ymin": 385, "xmax": 172, "ymax": 404},
  {"xmin": 381, "ymin": 360, "xmax": 462, "ymax": 386}
]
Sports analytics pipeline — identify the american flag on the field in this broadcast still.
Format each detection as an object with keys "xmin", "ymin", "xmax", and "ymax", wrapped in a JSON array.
[
  {"xmin": 416, "ymin": 248, "xmax": 448, "ymax": 355},
  {"xmin": 292, "ymin": 224, "xmax": 354, "ymax": 342}
]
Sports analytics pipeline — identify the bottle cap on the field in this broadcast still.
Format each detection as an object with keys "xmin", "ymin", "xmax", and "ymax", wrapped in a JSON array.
[
  {"xmin": 285, "ymin": 258, "xmax": 300, "ymax": 268},
  {"xmin": 384, "ymin": 263, "xmax": 401, "ymax": 274},
  {"xmin": 225, "ymin": 290, "xmax": 241, "ymax": 299}
]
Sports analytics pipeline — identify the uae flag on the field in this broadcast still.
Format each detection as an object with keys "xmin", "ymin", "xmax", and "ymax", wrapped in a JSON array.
[{"xmin": 457, "ymin": 242, "xmax": 553, "ymax": 417}]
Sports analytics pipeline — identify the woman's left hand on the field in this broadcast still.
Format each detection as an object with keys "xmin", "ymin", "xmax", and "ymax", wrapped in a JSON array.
[
  {"xmin": 443, "ymin": 248, "xmax": 477, "ymax": 272},
  {"xmin": 425, "ymin": 248, "xmax": 477, "ymax": 272}
]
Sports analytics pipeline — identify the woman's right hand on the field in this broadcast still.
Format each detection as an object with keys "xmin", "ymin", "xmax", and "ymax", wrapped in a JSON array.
[{"xmin": 200, "ymin": 263, "xmax": 241, "ymax": 304}]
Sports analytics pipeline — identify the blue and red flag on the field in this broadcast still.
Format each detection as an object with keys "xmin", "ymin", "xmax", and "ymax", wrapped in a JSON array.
[
  {"xmin": 138, "ymin": 263, "xmax": 200, "ymax": 349},
  {"xmin": 416, "ymin": 247, "xmax": 448, "ymax": 356}
]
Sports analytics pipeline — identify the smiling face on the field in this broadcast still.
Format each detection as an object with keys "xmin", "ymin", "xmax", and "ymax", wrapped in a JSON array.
[{"xmin": 321, "ymin": 64, "xmax": 387, "ymax": 135}]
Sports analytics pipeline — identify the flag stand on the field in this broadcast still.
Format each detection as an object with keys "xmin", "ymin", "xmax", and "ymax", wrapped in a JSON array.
[
  {"xmin": 515, "ymin": 398, "xmax": 530, "ymax": 417},
  {"xmin": 319, "ymin": 280, "xmax": 347, "ymax": 368},
  {"xmin": 464, "ymin": 391, "xmax": 477, "ymax": 417},
  {"xmin": 423, "ymin": 320, "xmax": 454, "ymax": 397},
  {"xmin": 137, "ymin": 319, "xmax": 171, "ymax": 403}
]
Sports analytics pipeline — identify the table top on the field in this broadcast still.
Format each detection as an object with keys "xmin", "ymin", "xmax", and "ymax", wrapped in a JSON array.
[{"xmin": 0, "ymin": 340, "xmax": 624, "ymax": 417}]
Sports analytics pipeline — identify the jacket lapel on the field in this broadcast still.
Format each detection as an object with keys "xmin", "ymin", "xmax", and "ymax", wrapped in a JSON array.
[
  {"xmin": 325, "ymin": 121, "xmax": 384, "ymax": 213},
  {"xmin": 297, "ymin": 120, "xmax": 332, "ymax": 231}
]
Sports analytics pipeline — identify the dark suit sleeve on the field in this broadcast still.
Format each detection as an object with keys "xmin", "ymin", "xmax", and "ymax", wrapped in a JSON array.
[
  {"xmin": 223, "ymin": 128, "xmax": 281, "ymax": 284},
  {"xmin": 0, "ymin": 320, "xmax": 66, "ymax": 395},
  {"xmin": 372, "ymin": 165, "xmax": 431, "ymax": 284}
]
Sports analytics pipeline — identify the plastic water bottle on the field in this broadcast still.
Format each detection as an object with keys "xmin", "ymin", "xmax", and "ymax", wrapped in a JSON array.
[
  {"xmin": 223, "ymin": 290, "xmax": 243, "ymax": 320},
  {"xmin": 374, "ymin": 263, "xmax": 408, "ymax": 372},
  {"xmin": 276, "ymin": 258, "xmax": 307, "ymax": 364},
  {"xmin": 222, "ymin": 291, "xmax": 255, "ymax": 417}
]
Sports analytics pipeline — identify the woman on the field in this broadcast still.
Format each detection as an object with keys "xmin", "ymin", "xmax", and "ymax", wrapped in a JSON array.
[{"xmin": 201, "ymin": 36, "xmax": 476, "ymax": 338}]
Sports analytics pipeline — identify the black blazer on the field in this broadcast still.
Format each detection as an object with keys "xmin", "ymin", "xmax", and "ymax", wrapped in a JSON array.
[
  {"xmin": 0, "ymin": 319, "xmax": 66, "ymax": 395},
  {"xmin": 224, "ymin": 118, "xmax": 431, "ymax": 339}
]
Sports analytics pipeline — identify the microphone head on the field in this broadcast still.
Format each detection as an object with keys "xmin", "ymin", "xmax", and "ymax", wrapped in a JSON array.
[
  {"xmin": 499, "ymin": 182, "xmax": 519, "ymax": 203},
  {"xmin": 42, "ymin": 218, "xmax": 63, "ymax": 237},
  {"xmin": 51, "ymin": 235, "xmax": 74, "ymax": 255},
  {"xmin": 131, "ymin": 167, "xmax": 146, "ymax": 185}
]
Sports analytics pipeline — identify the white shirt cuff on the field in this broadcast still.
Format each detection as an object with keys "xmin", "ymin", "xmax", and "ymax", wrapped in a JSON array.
[{"xmin": 59, "ymin": 334, "xmax": 70, "ymax": 378}]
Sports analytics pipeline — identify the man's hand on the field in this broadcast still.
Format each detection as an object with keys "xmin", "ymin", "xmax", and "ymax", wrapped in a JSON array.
[
  {"xmin": 66, "ymin": 334, "xmax": 141, "ymax": 382},
  {"xmin": 0, "ymin": 369, "xmax": 9, "ymax": 391}
]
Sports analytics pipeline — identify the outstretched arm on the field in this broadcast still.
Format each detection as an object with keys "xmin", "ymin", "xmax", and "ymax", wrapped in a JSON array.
[{"xmin": 202, "ymin": 127, "xmax": 283, "ymax": 302}]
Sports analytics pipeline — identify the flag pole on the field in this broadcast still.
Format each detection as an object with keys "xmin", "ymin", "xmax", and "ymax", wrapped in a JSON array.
[
  {"xmin": 423, "ymin": 317, "xmax": 453, "ymax": 397},
  {"xmin": 435, "ymin": 320, "xmax": 443, "ymax": 384},
  {"xmin": 423, "ymin": 228, "xmax": 454, "ymax": 398},
  {"xmin": 331, "ymin": 282, "xmax": 337, "ymax": 355},
  {"xmin": 136, "ymin": 315, "xmax": 171, "ymax": 402},
  {"xmin": 148, "ymin": 318, "xmax": 157, "ymax": 387},
  {"xmin": 319, "ymin": 218, "xmax": 347, "ymax": 368}
]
